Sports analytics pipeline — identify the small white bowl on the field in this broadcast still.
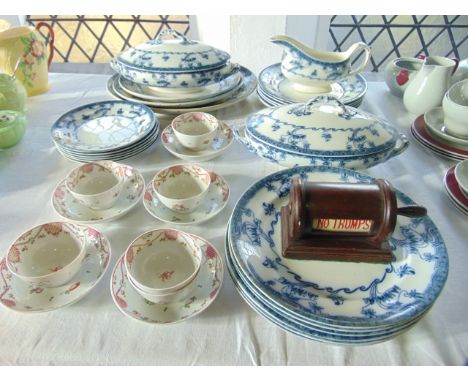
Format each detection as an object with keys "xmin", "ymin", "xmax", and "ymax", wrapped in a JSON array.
[
  {"xmin": 124, "ymin": 228, "xmax": 203, "ymax": 295},
  {"xmin": 66, "ymin": 161, "xmax": 123, "ymax": 210},
  {"xmin": 455, "ymin": 160, "xmax": 468, "ymax": 197},
  {"xmin": 171, "ymin": 112, "xmax": 219, "ymax": 151},
  {"xmin": 6, "ymin": 222, "xmax": 86, "ymax": 287},
  {"xmin": 127, "ymin": 271, "xmax": 198, "ymax": 304},
  {"xmin": 152, "ymin": 164, "xmax": 211, "ymax": 214},
  {"xmin": 443, "ymin": 79, "xmax": 468, "ymax": 138}
]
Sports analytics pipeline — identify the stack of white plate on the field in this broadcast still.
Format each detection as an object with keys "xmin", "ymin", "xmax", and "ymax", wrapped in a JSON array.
[
  {"xmin": 108, "ymin": 29, "xmax": 257, "ymax": 115},
  {"xmin": 51, "ymin": 100, "xmax": 159, "ymax": 162},
  {"xmin": 226, "ymin": 166, "xmax": 449, "ymax": 345},
  {"xmin": 257, "ymin": 63, "xmax": 367, "ymax": 108}
]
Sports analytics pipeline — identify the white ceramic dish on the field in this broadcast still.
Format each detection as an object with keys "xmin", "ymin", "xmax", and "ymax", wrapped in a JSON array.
[
  {"xmin": 110, "ymin": 233, "xmax": 223, "ymax": 324},
  {"xmin": 443, "ymin": 79, "xmax": 468, "ymax": 138},
  {"xmin": 171, "ymin": 112, "xmax": 219, "ymax": 151},
  {"xmin": 424, "ymin": 107, "xmax": 468, "ymax": 146},
  {"xmin": 118, "ymin": 72, "xmax": 242, "ymax": 105},
  {"xmin": 143, "ymin": 171, "xmax": 229, "ymax": 225},
  {"xmin": 454, "ymin": 160, "xmax": 468, "ymax": 197},
  {"xmin": 52, "ymin": 163, "xmax": 145, "ymax": 223},
  {"xmin": 124, "ymin": 229, "xmax": 202, "ymax": 295},
  {"xmin": 161, "ymin": 122, "xmax": 234, "ymax": 162},
  {"xmin": 51, "ymin": 100, "xmax": 157, "ymax": 152},
  {"xmin": 444, "ymin": 164, "xmax": 468, "ymax": 213},
  {"xmin": 6, "ymin": 222, "xmax": 86, "ymax": 288},
  {"xmin": 107, "ymin": 66, "xmax": 258, "ymax": 115},
  {"xmin": 0, "ymin": 224, "xmax": 111, "ymax": 313},
  {"xmin": 152, "ymin": 164, "xmax": 211, "ymax": 214},
  {"xmin": 258, "ymin": 63, "xmax": 367, "ymax": 106},
  {"xmin": 65, "ymin": 161, "xmax": 124, "ymax": 210}
]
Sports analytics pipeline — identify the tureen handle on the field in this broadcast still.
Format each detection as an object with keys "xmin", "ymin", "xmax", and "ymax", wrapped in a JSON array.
[
  {"xmin": 304, "ymin": 95, "xmax": 348, "ymax": 114},
  {"xmin": 155, "ymin": 29, "xmax": 190, "ymax": 44}
]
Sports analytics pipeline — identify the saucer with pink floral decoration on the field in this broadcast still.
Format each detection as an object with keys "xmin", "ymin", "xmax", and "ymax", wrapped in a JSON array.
[
  {"xmin": 0, "ymin": 223, "xmax": 111, "ymax": 313},
  {"xmin": 110, "ymin": 232, "xmax": 223, "ymax": 324}
]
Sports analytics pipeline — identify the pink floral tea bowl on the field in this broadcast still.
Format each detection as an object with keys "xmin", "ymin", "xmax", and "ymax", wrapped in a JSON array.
[
  {"xmin": 126, "ymin": 270, "xmax": 198, "ymax": 304},
  {"xmin": 65, "ymin": 161, "xmax": 124, "ymax": 210},
  {"xmin": 171, "ymin": 112, "xmax": 219, "ymax": 151},
  {"xmin": 152, "ymin": 164, "xmax": 211, "ymax": 214},
  {"xmin": 124, "ymin": 228, "xmax": 203, "ymax": 295},
  {"xmin": 6, "ymin": 222, "xmax": 87, "ymax": 287}
]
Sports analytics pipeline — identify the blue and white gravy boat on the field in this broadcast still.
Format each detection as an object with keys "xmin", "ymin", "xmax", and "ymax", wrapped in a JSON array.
[{"xmin": 271, "ymin": 35, "xmax": 371, "ymax": 93}]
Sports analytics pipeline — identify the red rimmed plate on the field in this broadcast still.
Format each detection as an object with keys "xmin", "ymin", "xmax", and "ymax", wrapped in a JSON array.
[{"xmin": 444, "ymin": 165, "xmax": 468, "ymax": 213}]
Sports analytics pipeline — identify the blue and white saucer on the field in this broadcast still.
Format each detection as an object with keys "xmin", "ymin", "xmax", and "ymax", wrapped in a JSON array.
[{"xmin": 258, "ymin": 63, "xmax": 367, "ymax": 106}]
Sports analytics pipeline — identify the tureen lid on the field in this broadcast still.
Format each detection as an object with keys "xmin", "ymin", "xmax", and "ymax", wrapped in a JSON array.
[
  {"xmin": 245, "ymin": 96, "xmax": 399, "ymax": 157},
  {"xmin": 115, "ymin": 29, "xmax": 230, "ymax": 73}
]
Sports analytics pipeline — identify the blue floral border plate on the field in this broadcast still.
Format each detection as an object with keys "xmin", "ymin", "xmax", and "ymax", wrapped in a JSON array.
[
  {"xmin": 225, "ymin": 233, "xmax": 422, "ymax": 345},
  {"xmin": 258, "ymin": 63, "xmax": 367, "ymax": 105},
  {"xmin": 227, "ymin": 166, "xmax": 448, "ymax": 328},
  {"xmin": 51, "ymin": 100, "xmax": 157, "ymax": 152}
]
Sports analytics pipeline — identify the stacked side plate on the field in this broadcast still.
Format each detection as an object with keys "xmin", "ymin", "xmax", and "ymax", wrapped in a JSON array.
[
  {"xmin": 51, "ymin": 100, "xmax": 159, "ymax": 162},
  {"xmin": 107, "ymin": 66, "xmax": 257, "ymax": 115},
  {"xmin": 226, "ymin": 166, "xmax": 449, "ymax": 345},
  {"xmin": 411, "ymin": 111, "xmax": 468, "ymax": 161},
  {"xmin": 257, "ymin": 63, "xmax": 367, "ymax": 108}
]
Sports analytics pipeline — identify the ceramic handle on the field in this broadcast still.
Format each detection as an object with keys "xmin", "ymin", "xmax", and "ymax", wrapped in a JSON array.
[
  {"xmin": 155, "ymin": 29, "xmax": 189, "ymax": 44},
  {"xmin": 304, "ymin": 95, "xmax": 348, "ymax": 114},
  {"xmin": 388, "ymin": 134, "xmax": 409, "ymax": 159},
  {"xmin": 347, "ymin": 42, "xmax": 371, "ymax": 76},
  {"xmin": 35, "ymin": 22, "xmax": 55, "ymax": 67}
]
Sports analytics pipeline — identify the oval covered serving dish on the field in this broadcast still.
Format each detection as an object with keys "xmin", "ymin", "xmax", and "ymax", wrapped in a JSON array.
[
  {"xmin": 245, "ymin": 96, "xmax": 404, "ymax": 157},
  {"xmin": 113, "ymin": 29, "xmax": 230, "ymax": 73}
]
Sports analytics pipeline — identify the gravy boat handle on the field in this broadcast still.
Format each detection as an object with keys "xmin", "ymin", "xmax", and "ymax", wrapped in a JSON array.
[{"xmin": 347, "ymin": 42, "xmax": 372, "ymax": 76}]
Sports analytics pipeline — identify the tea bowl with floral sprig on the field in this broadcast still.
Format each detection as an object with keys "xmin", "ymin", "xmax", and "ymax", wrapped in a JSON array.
[
  {"xmin": 65, "ymin": 161, "xmax": 124, "ymax": 210},
  {"xmin": 171, "ymin": 112, "xmax": 219, "ymax": 151},
  {"xmin": 6, "ymin": 222, "xmax": 87, "ymax": 287},
  {"xmin": 124, "ymin": 228, "xmax": 203, "ymax": 295},
  {"xmin": 152, "ymin": 164, "xmax": 211, "ymax": 214}
]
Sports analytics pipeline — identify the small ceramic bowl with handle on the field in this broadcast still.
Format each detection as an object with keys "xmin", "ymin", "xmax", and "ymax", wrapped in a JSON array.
[
  {"xmin": 384, "ymin": 57, "xmax": 423, "ymax": 97},
  {"xmin": 124, "ymin": 228, "xmax": 203, "ymax": 296},
  {"xmin": 171, "ymin": 112, "xmax": 219, "ymax": 151},
  {"xmin": 454, "ymin": 159, "xmax": 468, "ymax": 198},
  {"xmin": 6, "ymin": 222, "xmax": 87, "ymax": 288},
  {"xmin": 65, "ymin": 161, "xmax": 124, "ymax": 210},
  {"xmin": 152, "ymin": 164, "xmax": 211, "ymax": 214},
  {"xmin": 443, "ymin": 79, "xmax": 468, "ymax": 138}
]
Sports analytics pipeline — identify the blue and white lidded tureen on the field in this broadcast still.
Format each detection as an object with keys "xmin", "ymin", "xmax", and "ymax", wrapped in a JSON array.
[
  {"xmin": 239, "ymin": 96, "xmax": 409, "ymax": 168},
  {"xmin": 110, "ymin": 29, "xmax": 238, "ymax": 88}
]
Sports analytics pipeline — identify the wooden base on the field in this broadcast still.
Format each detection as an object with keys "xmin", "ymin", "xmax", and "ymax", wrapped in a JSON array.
[{"xmin": 281, "ymin": 206, "xmax": 394, "ymax": 263}]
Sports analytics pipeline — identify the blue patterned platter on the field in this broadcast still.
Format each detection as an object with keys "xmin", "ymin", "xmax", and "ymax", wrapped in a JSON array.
[
  {"xmin": 259, "ymin": 63, "xmax": 367, "ymax": 105},
  {"xmin": 225, "ymin": 234, "xmax": 423, "ymax": 345},
  {"xmin": 51, "ymin": 100, "xmax": 157, "ymax": 152},
  {"xmin": 227, "ymin": 166, "xmax": 448, "ymax": 328}
]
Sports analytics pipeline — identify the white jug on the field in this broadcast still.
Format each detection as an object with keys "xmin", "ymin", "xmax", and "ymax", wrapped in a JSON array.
[{"xmin": 403, "ymin": 56, "xmax": 458, "ymax": 115}]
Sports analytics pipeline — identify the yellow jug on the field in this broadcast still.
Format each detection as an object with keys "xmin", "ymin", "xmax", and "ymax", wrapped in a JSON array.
[{"xmin": 0, "ymin": 22, "xmax": 54, "ymax": 96}]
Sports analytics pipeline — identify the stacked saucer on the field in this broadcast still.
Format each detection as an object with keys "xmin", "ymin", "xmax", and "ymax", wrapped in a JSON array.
[
  {"xmin": 143, "ymin": 163, "xmax": 229, "ymax": 225},
  {"xmin": 52, "ymin": 161, "xmax": 145, "ymax": 224},
  {"xmin": 257, "ymin": 63, "xmax": 367, "ymax": 108},
  {"xmin": 51, "ymin": 100, "xmax": 159, "ymax": 162},
  {"xmin": 444, "ymin": 161, "xmax": 468, "ymax": 215},
  {"xmin": 108, "ymin": 29, "xmax": 257, "ymax": 115},
  {"xmin": 411, "ymin": 113, "xmax": 468, "ymax": 160},
  {"xmin": 110, "ymin": 229, "xmax": 223, "ymax": 324},
  {"xmin": 226, "ymin": 166, "xmax": 449, "ymax": 345},
  {"xmin": 0, "ymin": 221, "xmax": 111, "ymax": 313}
]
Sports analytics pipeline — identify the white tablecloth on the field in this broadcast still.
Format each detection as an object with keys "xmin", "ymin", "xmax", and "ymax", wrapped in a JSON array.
[{"xmin": 1, "ymin": 73, "xmax": 467, "ymax": 366}]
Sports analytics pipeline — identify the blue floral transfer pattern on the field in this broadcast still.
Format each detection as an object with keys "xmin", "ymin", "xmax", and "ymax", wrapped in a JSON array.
[{"xmin": 227, "ymin": 166, "xmax": 448, "ymax": 328}]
